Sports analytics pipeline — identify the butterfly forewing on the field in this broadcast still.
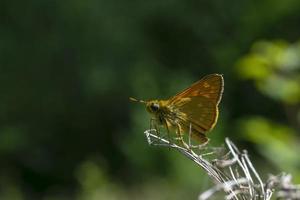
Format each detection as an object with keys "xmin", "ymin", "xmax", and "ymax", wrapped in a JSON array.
[{"xmin": 168, "ymin": 74, "xmax": 224, "ymax": 135}]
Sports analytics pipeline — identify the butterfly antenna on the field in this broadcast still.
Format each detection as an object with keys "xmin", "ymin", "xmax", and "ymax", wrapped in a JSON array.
[{"xmin": 129, "ymin": 97, "xmax": 146, "ymax": 104}]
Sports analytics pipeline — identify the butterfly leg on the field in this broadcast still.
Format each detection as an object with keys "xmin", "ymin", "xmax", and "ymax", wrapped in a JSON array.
[
  {"xmin": 150, "ymin": 118, "xmax": 162, "ymax": 143},
  {"xmin": 150, "ymin": 118, "xmax": 156, "ymax": 134},
  {"xmin": 175, "ymin": 123, "xmax": 189, "ymax": 149},
  {"xmin": 162, "ymin": 119, "xmax": 173, "ymax": 144},
  {"xmin": 188, "ymin": 123, "xmax": 192, "ymax": 148}
]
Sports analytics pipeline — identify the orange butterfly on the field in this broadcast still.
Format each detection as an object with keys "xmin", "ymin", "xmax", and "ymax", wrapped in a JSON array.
[{"xmin": 130, "ymin": 74, "xmax": 224, "ymax": 145}]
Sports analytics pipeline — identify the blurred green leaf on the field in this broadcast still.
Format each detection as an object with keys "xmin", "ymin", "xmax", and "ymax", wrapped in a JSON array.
[{"xmin": 238, "ymin": 117, "xmax": 300, "ymax": 180}]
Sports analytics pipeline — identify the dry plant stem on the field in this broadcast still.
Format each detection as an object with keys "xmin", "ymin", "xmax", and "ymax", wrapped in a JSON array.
[
  {"xmin": 265, "ymin": 174, "xmax": 300, "ymax": 199},
  {"xmin": 199, "ymin": 178, "xmax": 249, "ymax": 200},
  {"xmin": 144, "ymin": 129, "xmax": 300, "ymax": 200},
  {"xmin": 145, "ymin": 130, "xmax": 231, "ymax": 184},
  {"xmin": 144, "ymin": 129, "xmax": 272, "ymax": 200},
  {"xmin": 224, "ymin": 140, "xmax": 268, "ymax": 200}
]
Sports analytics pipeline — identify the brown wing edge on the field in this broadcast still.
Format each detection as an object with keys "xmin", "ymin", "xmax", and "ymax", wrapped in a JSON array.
[
  {"xmin": 214, "ymin": 74, "xmax": 224, "ymax": 106},
  {"xmin": 211, "ymin": 74, "xmax": 223, "ymax": 131},
  {"xmin": 201, "ymin": 74, "xmax": 223, "ymax": 132}
]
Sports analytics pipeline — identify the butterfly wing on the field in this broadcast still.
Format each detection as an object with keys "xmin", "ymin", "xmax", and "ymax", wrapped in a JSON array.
[{"xmin": 168, "ymin": 74, "xmax": 224, "ymax": 141}]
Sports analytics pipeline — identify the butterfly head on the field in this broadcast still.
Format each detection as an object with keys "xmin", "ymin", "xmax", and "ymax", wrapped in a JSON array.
[
  {"xmin": 146, "ymin": 100, "xmax": 160, "ymax": 114},
  {"xmin": 130, "ymin": 97, "xmax": 161, "ymax": 115}
]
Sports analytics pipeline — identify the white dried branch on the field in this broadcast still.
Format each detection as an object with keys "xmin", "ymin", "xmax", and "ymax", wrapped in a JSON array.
[
  {"xmin": 143, "ymin": 129, "xmax": 300, "ymax": 200},
  {"xmin": 198, "ymin": 178, "xmax": 249, "ymax": 200}
]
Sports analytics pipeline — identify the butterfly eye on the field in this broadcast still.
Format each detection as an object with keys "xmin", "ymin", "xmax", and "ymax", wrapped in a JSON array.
[{"xmin": 150, "ymin": 103, "xmax": 159, "ymax": 112}]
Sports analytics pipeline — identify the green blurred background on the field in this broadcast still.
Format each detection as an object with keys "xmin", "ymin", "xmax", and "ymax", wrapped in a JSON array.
[{"xmin": 1, "ymin": 0, "xmax": 300, "ymax": 199}]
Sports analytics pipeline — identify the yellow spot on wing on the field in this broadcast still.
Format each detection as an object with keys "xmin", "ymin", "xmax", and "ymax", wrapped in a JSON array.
[{"xmin": 203, "ymin": 82, "xmax": 210, "ymax": 88}]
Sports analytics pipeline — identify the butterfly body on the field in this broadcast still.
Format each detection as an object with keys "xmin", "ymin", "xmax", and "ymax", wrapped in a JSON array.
[
  {"xmin": 131, "ymin": 74, "xmax": 224, "ymax": 144},
  {"xmin": 146, "ymin": 98, "xmax": 209, "ymax": 143},
  {"xmin": 146, "ymin": 100, "xmax": 176, "ymax": 127}
]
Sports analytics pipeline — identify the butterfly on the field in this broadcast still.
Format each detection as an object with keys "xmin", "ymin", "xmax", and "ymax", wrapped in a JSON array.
[{"xmin": 130, "ymin": 74, "xmax": 224, "ymax": 146}]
